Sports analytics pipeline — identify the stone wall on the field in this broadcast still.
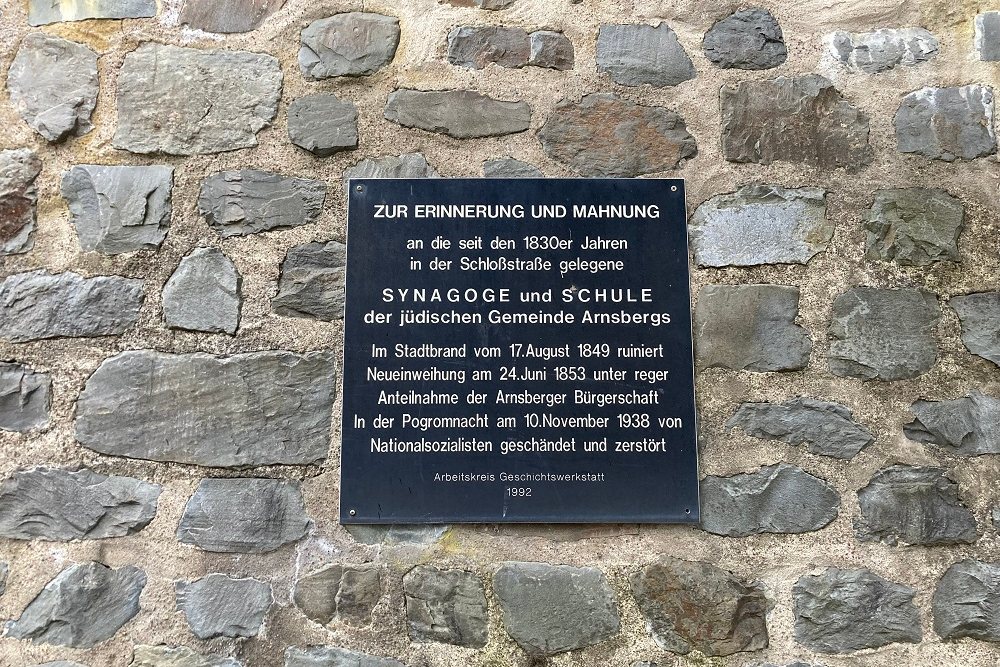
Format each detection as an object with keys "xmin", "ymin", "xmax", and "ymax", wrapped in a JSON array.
[{"xmin": 0, "ymin": 0, "xmax": 999, "ymax": 665}]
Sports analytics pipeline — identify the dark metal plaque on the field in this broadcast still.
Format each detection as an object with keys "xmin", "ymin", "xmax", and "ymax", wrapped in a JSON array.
[{"xmin": 340, "ymin": 178, "xmax": 698, "ymax": 523}]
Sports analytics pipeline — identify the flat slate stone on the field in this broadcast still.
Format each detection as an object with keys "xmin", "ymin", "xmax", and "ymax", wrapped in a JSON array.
[
  {"xmin": 62, "ymin": 165, "xmax": 173, "ymax": 254},
  {"xmin": 694, "ymin": 285, "xmax": 811, "ymax": 372},
  {"xmin": 701, "ymin": 463, "xmax": 840, "ymax": 537},
  {"xmin": 933, "ymin": 559, "xmax": 1000, "ymax": 640},
  {"xmin": 176, "ymin": 574, "xmax": 272, "ymax": 639},
  {"xmin": 7, "ymin": 561, "xmax": 146, "ymax": 648},
  {"xmin": 443, "ymin": 0, "xmax": 516, "ymax": 8},
  {"xmin": 0, "ymin": 362, "xmax": 51, "ymax": 431},
  {"xmin": 28, "ymin": 0, "xmax": 155, "ymax": 24},
  {"xmin": 864, "ymin": 188, "xmax": 963, "ymax": 266},
  {"xmin": 293, "ymin": 563, "xmax": 384, "ymax": 626},
  {"xmin": 793, "ymin": 568, "xmax": 920, "ymax": 652},
  {"xmin": 180, "ymin": 0, "xmax": 284, "ymax": 33},
  {"xmin": 905, "ymin": 390, "xmax": 1000, "ymax": 456},
  {"xmin": 177, "ymin": 478, "xmax": 310, "ymax": 553},
  {"xmin": 689, "ymin": 185, "xmax": 831, "ymax": 267},
  {"xmin": 0, "ymin": 148, "xmax": 42, "ymax": 256},
  {"xmin": 287, "ymin": 94, "xmax": 358, "ymax": 157},
  {"xmin": 0, "ymin": 271, "xmax": 143, "ymax": 343},
  {"xmin": 726, "ymin": 397, "xmax": 873, "ymax": 459},
  {"xmin": 483, "ymin": 158, "xmax": 542, "ymax": 178},
  {"xmin": 33, "ymin": 662, "xmax": 90, "ymax": 667},
  {"xmin": 199, "ymin": 170, "xmax": 325, "ymax": 238},
  {"xmin": 895, "ymin": 86, "xmax": 997, "ymax": 161},
  {"xmin": 7, "ymin": 33, "xmax": 98, "ymax": 142},
  {"xmin": 344, "ymin": 153, "xmax": 439, "ymax": 182},
  {"xmin": 284, "ymin": 647, "xmax": 403, "ymax": 667},
  {"xmin": 596, "ymin": 23, "xmax": 695, "ymax": 87},
  {"xmin": 131, "ymin": 645, "xmax": 241, "ymax": 667},
  {"xmin": 976, "ymin": 12, "xmax": 1000, "ymax": 61},
  {"xmin": 299, "ymin": 13, "xmax": 400, "ymax": 79},
  {"xmin": 529, "ymin": 31, "xmax": 574, "ymax": 70},
  {"xmin": 0, "ymin": 561, "xmax": 7, "ymax": 596},
  {"xmin": 76, "ymin": 350, "xmax": 336, "ymax": 467},
  {"xmin": 448, "ymin": 26, "xmax": 529, "ymax": 69},
  {"xmin": 951, "ymin": 293, "xmax": 1000, "ymax": 367},
  {"xmin": 162, "ymin": 248, "xmax": 242, "ymax": 334},
  {"xmin": 538, "ymin": 93, "xmax": 696, "ymax": 177},
  {"xmin": 114, "ymin": 43, "xmax": 282, "ymax": 156},
  {"xmin": 345, "ymin": 524, "xmax": 448, "ymax": 546},
  {"xmin": 404, "ymin": 566, "xmax": 488, "ymax": 647},
  {"xmin": 703, "ymin": 9, "xmax": 787, "ymax": 70},
  {"xmin": 0, "ymin": 467, "xmax": 160, "ymax": 541},
  {"xmin": 631, "ymin": 556, "xmax": 768, "ymax": 656},
  {"xmin": 384, "ymin": 89, "xmax": 530, "ymax": 138},
  {"xmin": 272, "ymin": 241, "xmax": 346, "ymax": 322},
  {"xmin": 828, "ymin": 28, "xmax": 938, "ymax": 73},
  {"xmin": 721, "ymin": 75, "xmax": 873, "ymax": 172},
  {"xmin": 493, "ymin": 562, "xmax": 620, "ymax": 655}
]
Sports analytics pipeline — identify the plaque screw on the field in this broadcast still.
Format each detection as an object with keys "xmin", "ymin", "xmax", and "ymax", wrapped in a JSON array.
[
  {"xmin": 685, "ymin": 508, "xmax": 691, "ymax": 514},
  {"xmin": 349, "ymin": 509, "xmax": 357, "ymax": 516},
  {"xmin": 670, "ymin": 185, "xmax": 678, "ymax": 192},
  {"xmin": 355, "ymin": 184, "xmax": 364, "ymax": 192}
]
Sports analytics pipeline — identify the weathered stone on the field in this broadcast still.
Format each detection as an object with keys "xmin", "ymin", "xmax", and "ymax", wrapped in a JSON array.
[
  {"xmin": 483, "ymin": 158, "xmax": 542, "ymax": 178},
  {"xmin": 951, "ymin": 293, "xmax": 1000, "ymax": 367},
  {"xmin": 828, "ymin": 287, "xmax": 939, "ymax": 380},
  {"xmin": 177, "ymin": 478, "xmax": 310, "ymax": 553},
  {"xmin": 538, "ymin": 93, "xmax": 697, "ymax": 177},
  {"xmin": 404, "ymin": 566, "xmax": 488, "ymax": 647},
  {"xmin": 864, "ymin": 188, "xmax": 963, "ymax": 266},
  {"xmin": 7, "ymin": 33, "xmax": 97, "ymax": 142},
  {"xmin": 28, "ymin": 0, "xmax": 155, "ymax": 24},
  {"xmin": 0, "ymin": 148, "xmax": 42, "ymax": 256},
  {"xmin": 162, "ymin": 248, "xmax": 241, "ymax": 334},
  {"xmin": 61, "ymin": 165, "xmax": 173, "ymax": 254},
  {"xmin": 793, "ymin": 568, "xmax": 920, "ymax": 652},
  {"xmin": 701, "ymin": 464, "xmax": 840, "ymax": 537},
  {"xmin": 284, "ymin": 647, "xmax": 403, "ymax": 667},
  {"xmin": 287, "ymin": 94, "xmax": 358, "ymax": 157},
  {"xmin": 855, "ymin": 465, "xmax": 977, "ymax": 546},
  {"xmin": 443, "ymin": 0, "xmax": 516, "ymax": 8},
  {"xmin": 293, "ymin": 563, "xmax": 384, "ymax": 626},
  {"xmin": 895, "ymin": 86, "xmax": 996, "ymax": 161},
  {"xmin": 529, "ymin": 31, "xmax": 574, "ymax": 69},
  {"xmin": 299, "ymin": 13, "xmax": 400, "ymax": 79},
  {"xmin": 0, "ymin": 467, "xmax": 160, "ymax": 541},
  {"xmin": 176, "ymin": 574, "xmax": 272, "ymax": 639},
  {"xmin": 905, "ymin": 390, "xmax": 1000, "ymax": 456},
  {"xmin": 7, "ymin": 562, "xmax": 145, "ymax": 648},
  {"xmin": 0, "ymin": 561, "xmax": 7, "ymax": 596},
  {"xmin": 493, "ymin": 562, "xmax": 619, "ymax": 655},
  {"xmin": 721, "ymin": 75, "xmax": 873, "ymax": 172},
  {"xmin": 384, "ymin": 89, "xmax": 530, "ymax": 138},
  {"xmin": 703, "ymin": 9, "xmax": 786, "ymax": 70},
  {"xmin": 976, "ymin": 12, "xmax": 1000, "ymax": 61},
  {"xmin": 933, "ymin": 559, "xmax": 1000, "ymax": 640},
  {"xmin": 694, "ymin": 285, "xmax": 811, "ymax": 372},
  {"xmin": 448, "ymin": 26, "xmax": 529, "ymax": 69},
  {"xmin": 180, "ymin": 0, "xmax": 283, "ymax": 33},
  {"xmin": 33, "ymin": 662, "xmax": 90, "ymax": 667},
  {"xmin": 345, "ymin": 524, "xmax": 448, "ymax": 546},
  {"xmin": 0, "ymin": 362, "xmax": 50, "ymax": 432},
  {"xmin": 131, "ymin": 645, "xmax": 241, "ymax": 667},
  {"xmin": 689, "ymin": 185, "xmax": 831, "ymax": 267},
  {"xmin": 0, "ymin": 271, "xmax": 143, "ymax": 343},
  {"xmin": 76, "ymin": 350, "xmax": 336, "ymax": 467},
  {"xmin": 198, "ymin": 170, "xmax": 325, "ymax": 238},
  {"xmin": 272, "ymin": 241, "xmax": 346, "ymax": 322},
  {"xmin": 726, "ymin": 398, "xmax": 873, "ymax": 459},
  {"xmin": 344, "ymin": 154, "xmax": 440, "ymax": 183},
  {"xmin": 631, "ymin": 556, "xmax": 768, "ymax": 656},
  {"xmin": 828, "ymin": 28, "xmax": 938, "ymax": 73},
  {"xmin": 114, "ymin": 44, "xmax": 282, "ymax": 156},
  {"xmin": 596, "ymin": 23, "xmax": 694, "ymax": 87}
]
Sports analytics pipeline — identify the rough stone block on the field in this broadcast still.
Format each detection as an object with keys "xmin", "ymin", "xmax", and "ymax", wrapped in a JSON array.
[
  {"xmin": 180, "ymin": 0, "xmax": 283, "ymax": 33},
  {"xmin": 162, "ymin": 248, "xmax": 242, "ymax": 334},
  {"xmin": 0, "ymin": 362, "xmax": 51, "ymax": 432},
  {"xmin": 596, "ymin": 23, "xmax": 695, "ymax": 87},
  {"xmin": 299, "ymin": 13, "xmax": 400, "ymax": 78},
  {"xmin": 529, "ymin": 31, "xmax": 574, "ymax": 69},
  {"xmin": 448, "ymin": 26, "xmax": 529, "ymax": 69},
  {"xmin": 293, "ymin": 563, "xmax": 384, "ymax": 626},
  {"xmin": 272, "ymin": 241, "xmax": 346, "ymax": 321},
  {"xmin": 951, "ymin": 293, "xmax": 1000, "ymax": 367},
  {"xmin": 975, "ymin": 12, "xmax": 1000, "ymax": 61},
  {"xmin": 703, "ymin": 9, "xmax": 786, "ymax": 70},
  {"xmin": 864, "ymin": 188, "xmax": 963, "ymax": 265},
  {"xmin": 905, "ymin": 390, "xmax": 1000, "ymax": 456},
  {"xmin": 726, "ymin": 397, "xmax": 873, "ymax": 459},
  {"xmin": 198, "ymin": 170, "xmax": 326, "ymax": 238},
  {"xmin": 28, "ymin": 0, "xmax": 155, "ymax": 24},
  {"xmin": 284, "ymin": 647, "xmax": 403, "ymax": 667},
  {"xmin": 384, "ymin": 89, "xmax": 530, "ymax": 138},
  {"xmin": 403, "ymin": 566, "xmax": 488, "ymax": 647},
  {"xmin": 176, "ymin": 574, "xmax": 272, "ymax": 639},
  {"xmin": 0, "ymin": 148, "xmax": 42, "ymax": 256},
  {"xmin": 933, "ymin": 559, "xmax": 1000, "ymax": 640},
  {"xmin": 896, "ymin": 86, "xmax": 996, "ymax": 161},
  {"xmin": 828, "ymin": 28, "xmax": 938, "ymax": 73},
  {"xmin": 288, "ymin": 94, "xmax": 358, "ymax": 157},
  {"xmin": 483, "ymin": 158, "xmax": 542, "ymax": 178}
]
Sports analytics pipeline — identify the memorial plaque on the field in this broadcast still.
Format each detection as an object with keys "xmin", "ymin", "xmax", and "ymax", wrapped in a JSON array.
[{"xmin": 340, "ymin": 179, "xmax": 698, "ymax": 523}]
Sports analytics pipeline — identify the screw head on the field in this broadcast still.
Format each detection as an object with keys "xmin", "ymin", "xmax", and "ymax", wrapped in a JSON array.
[
  {"xmin": 349, "ymin": 509, "xmax": 357, "ymax": 516},
  {"xmin": 355, "ymin": 184, "xmax": 364, "ymax": 192}
]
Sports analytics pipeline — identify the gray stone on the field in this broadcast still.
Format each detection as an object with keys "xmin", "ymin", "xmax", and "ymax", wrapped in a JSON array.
[
  {"xmin": 596, "ymin": 23, "xmax": 694, "ymax": 87},
  {"xmin": 176, "ymin": 574, "xmax": 272, "ymax": 639},
  {"xmin": 7, "ymin": 33, "xmax": 98, "ymax": 142},
  {"xmin": 828, "ymin": 28, "xmax": 938, "ymax": 73},
  {"xmin": 0, "ymin": 561, "xmax": 7, "ymax": 596},
  {"xmin": 444, "ymin": 0, "xmax": 516, "ymax": 8},
  {"xmin": 694, "ymin": 285, "xmax": 811, "ymax": 372},
  {"xmin": 701, "ymin": 463, "xmax": 840, "ymax": 537},
  {"xmin": 284, "ymin": 647, "xmax": 403, "ymax": 667},
  {"xmin": 793, "ymin": 568, "xmax": 920, "ymax": 652},
  {"xmin": 726, "ymin": 398, "xmax": 873, "ymax": 459},
  {"xmin": 896, "ymin": 86, "xmax": 996, "ymax": 161},
  {"xmin": 538, "ymin": 93, "xmax": 697, "ymax": 177},
  {"xmin": 180, "ymin": 0, "xmax": 284, "ymax": 33},
  {"xmin": 855, "ymin": 465, "xmax": 977, "ymax": 546},
  {"xmin": 76, "ymin": 350, "xmax": 336, "ymax": 467},
  {"xmin": 933, "ymin": 559, "xmax": 1000, "ymax": 640},
  {"xmin": 28, "ymin": 0, "xmax": 155, "ymax": 24},
  {"xmin": 162, "ymin": 248, "xmax": 242, "ymax": 334},
  {"xmin": 448, "ymin": 26, "xmax": 529, "ymax": 69},
  {"xmin": 272, "ymin": 241, "xmax": 346, "ymax": 321},
  {"xmin": 0, "ymin": 148, "xmax": 42, "ymax": 256},
  {"xmin": 631, "ymin": 556, "xmax": 768, "ymax": 656},
  {"xmin": 703, "ymin": 9, "xmax": 787, "ymax": 70},
  {"xmin": 951, "ymin": 293, "xmax": 1000, "ymax": 367},
  {"xmin": 7, "ymin": 562, "xmax": 145, "ymax": 648},
  {"xmin": 529, "ymin": 31, "xmax": 574, "ymax": 70},
  {"xmin": 404, "ymin": 566, "xmax": 488, "ymax": 647},
  {"xmin": 33, "ymin": 662, "xmax": 90, "ymax": 667},
  {"xmin": 0, "ymin": 271, "xmax": 143, "ymax": 343},
  {"xmin": 287, "ymin": 94, "xmax": 358, "ymax": 157},
  {"xmin": 721, "ymin": 75, "xmax": 873, "ymax": 172},
  {"xmin": 0, "ymin": 362, "xmax": 51, "ymax": 431},
  {"xmin": 483, "ymin": 158, "xmax": 542, "ymax": 178},
  {"xmin": 293, "ymin": 563, "xmax": 384, "ymax": 626},
  {"xmin": 905, "ymin": 390, "xmax": 1000, "ymax": 456},
  {"xmin": 61, "ymin": 165, "xmax": 173, "ymax": 254},
  {"xmin": 177, "ymin": 478, "xmax": 310, "ymax": 553},
  {"xmin": 493, "ymin": 561, "xmax": 620, "ymax": 655},
  {"xmin": 977, "ymin": 12, "xmax": 1000, "ymax": 61},
  {"xmin": 0, "ymin": 467, "xmax": 160, "ymax": 541},
  {"xmin": 299, "ymin": 13, "xmax": 400, "ymax": 79},
  {"xmin": 689, "ymin": 185, "xmax": 831, "ymax": 267},
  {"xmin": 344, "ymin": 153, "xmax": 439, "ymax": 183},
  {"xmin": 131, "ymin": 645, "xmax": 242, "ymax": 667},
  {"xmin": 828, "ymin": 287, "xmax": 939, "ymax": 380},
  {"xmin": 114, "ymin": 44, "xmax": 282, "ymax": 156},
  {"xmin": 865, "ymin": 188, "xmax": 963, "ymax": 266},
  {"xmin": 345, "ymin": 524, "xmax": 448, "ymax": 546},
  {"xmin": 198, "ymin": 170, "xmax": 326, "ymax": 238},
  {"xmin": 384, "ymin": 89, "xmax": 530, "ymax": 138}
]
